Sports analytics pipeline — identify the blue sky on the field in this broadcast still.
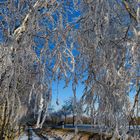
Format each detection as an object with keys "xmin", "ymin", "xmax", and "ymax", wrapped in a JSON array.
[
  {"xmin": 51, "ymin": 80, "xmax": 84, "ymax": 111},
  {"xmin": 0, "ymin": 0, "xmax": 82, "ymax": 110},
  {"xmin": 0, "ymin": 0, "xmax": 138, "ymax": 112}
]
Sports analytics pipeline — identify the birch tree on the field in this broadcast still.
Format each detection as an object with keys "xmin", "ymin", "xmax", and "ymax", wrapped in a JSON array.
[
  {"xmin": 0, "ymin": 0, "xmax": 77, "ymax": 138},
  {"xmin": 0, "ymin": 0, "xmax": 140, "ymax": 139},
  {"xmin": 77, "ymin": 0, "xmax": 140, "ymax": 139}
]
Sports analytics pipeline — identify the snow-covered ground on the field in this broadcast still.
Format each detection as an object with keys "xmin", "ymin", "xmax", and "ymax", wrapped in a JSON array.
[
  {"xmin": 18, "ymin": 128, "xmax": 61, "ymax": 140},
  {"xmin": 18, "ymin": 125, "xmax": 140, "ymax": 140},
  {"xmin": 18, "ymin": 130, "xmax": 41, "ymax": 140},
  {"xmin": 18, "ymin": 132, "xmax": 61, "ymax": 140}
]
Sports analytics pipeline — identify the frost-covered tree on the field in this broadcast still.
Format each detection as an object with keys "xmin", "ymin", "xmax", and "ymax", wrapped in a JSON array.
[
  {"xmin": 63, "ymin": 97, "xmax": 83, "ymax": 126},
  {"xmin": 0, "ymin": 0, "xmax": 140, "ymax": 139},
  {"xmin": 76, "ymin": 0, "xmax": 140, "ymax": 139},
  {"xmin": 0, "ymin": 0, "xmax": 78, "ymax": 139}
]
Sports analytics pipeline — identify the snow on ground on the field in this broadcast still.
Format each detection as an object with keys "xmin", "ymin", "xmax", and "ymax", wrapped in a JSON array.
[
  {"xmin": 18, "ymin": 133, "xmax": 28, "ymax": 140},
  {"xmin": 18, "ymin": 131, "xmax": 41, "ymax": 140}
]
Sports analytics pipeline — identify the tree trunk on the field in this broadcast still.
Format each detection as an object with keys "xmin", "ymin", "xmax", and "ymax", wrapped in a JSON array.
[
  {"xmin": 5, "ymin": 107, "xmax": 12, "ymax": 139},
  {"xmin": 0, "ymin": 101, "xmax": 7, "ymax": 139},
  {"xmin": 18, "ymin": 124, "xmax": 21, "ymax": 137},
  {"xmin": 64, "ymin": 114, "xmax": 67, "ymax": 125},
  {"xmin": 72, "ymin": 113, "xmax": 75, "ymax": 127}
]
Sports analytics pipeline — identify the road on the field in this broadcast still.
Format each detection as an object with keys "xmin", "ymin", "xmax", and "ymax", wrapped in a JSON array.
[
  {"xmin": 55, "ymin": 124, "xmax": 140, "ymax": 135},
  {"xmin": 18, "ymin": 125, "xmax": 140, "ymax": 139}
]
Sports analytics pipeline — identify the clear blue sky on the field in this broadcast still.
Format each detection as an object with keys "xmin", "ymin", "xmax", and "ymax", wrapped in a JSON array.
[{"xmin": 51, "ymin": 80, "xmax": 84, "ymax": 111}]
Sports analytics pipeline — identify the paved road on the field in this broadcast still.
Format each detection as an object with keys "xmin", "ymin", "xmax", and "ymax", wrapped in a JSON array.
[
  {"xmin": 18, "ymin": 125, "xmax": 140, "ymax": 139},
  {"xmin": 61, "ymin": 124, "xmax": 108, "ymax": 133},
  {"xmin": 55, "ymin": 124, "xmax": 140, "ymax": 135}
]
